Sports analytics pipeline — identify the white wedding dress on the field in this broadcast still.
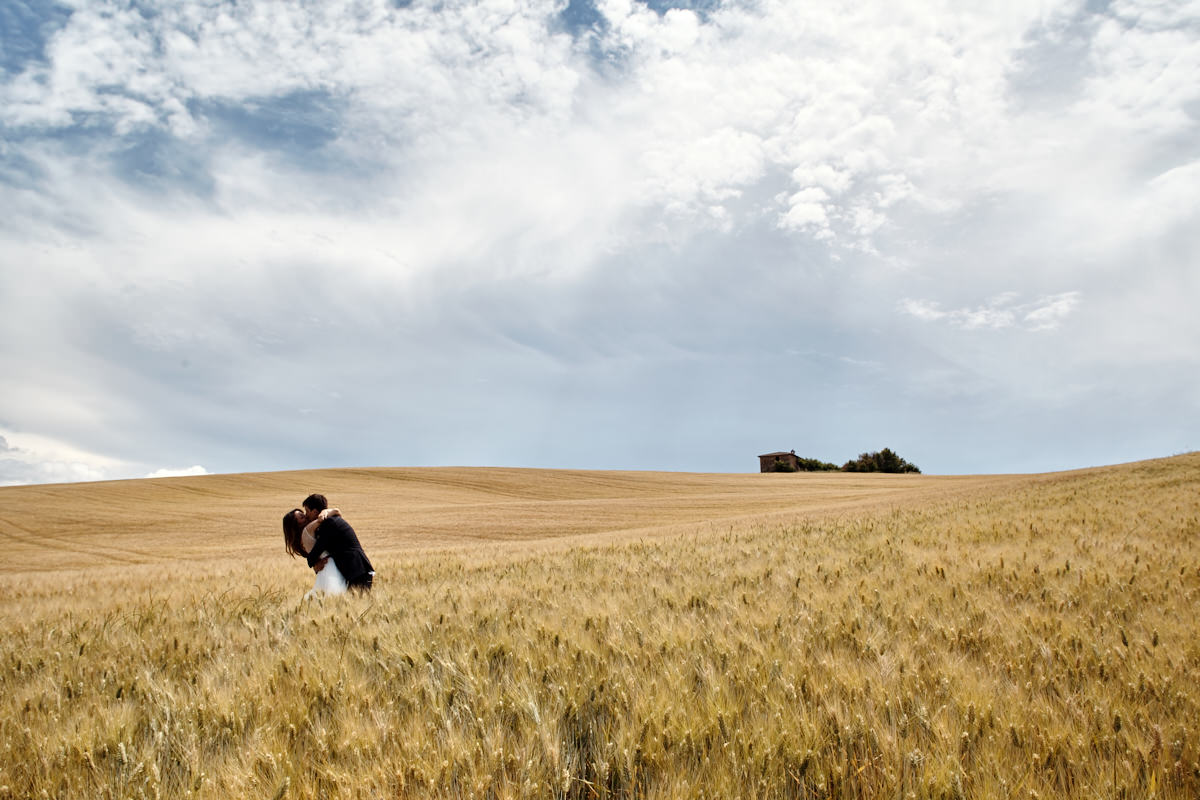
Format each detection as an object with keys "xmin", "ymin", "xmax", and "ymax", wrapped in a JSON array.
[
  {"xmin": 303, "ymin": 527, "xmax": 348, "ymax": 598},
  {"xmin": 307, "ymin": 551, "xmax": 348, "ymax": 597}
]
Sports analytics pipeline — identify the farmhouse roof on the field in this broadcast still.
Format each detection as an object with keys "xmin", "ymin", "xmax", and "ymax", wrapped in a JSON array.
[{"xmin": 758, "ymin": 451, "xmax": 794, "ymax": 457}]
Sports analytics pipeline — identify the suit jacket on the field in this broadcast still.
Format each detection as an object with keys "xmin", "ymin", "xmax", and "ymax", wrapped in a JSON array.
[{"xmin": 306, "ymin": 515, "xmax": 374, "ymax": 583}]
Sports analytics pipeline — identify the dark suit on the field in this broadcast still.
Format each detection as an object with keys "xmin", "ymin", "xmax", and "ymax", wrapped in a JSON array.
[{"xmin": 306, "ymin": 515, "xmax": 374, "ymax": 589}]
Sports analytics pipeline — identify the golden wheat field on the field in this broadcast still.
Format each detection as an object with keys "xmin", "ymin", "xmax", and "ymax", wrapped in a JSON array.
[{"xmin": 1, "ymin": 456, "xmax": 1198, "ymax": 799}]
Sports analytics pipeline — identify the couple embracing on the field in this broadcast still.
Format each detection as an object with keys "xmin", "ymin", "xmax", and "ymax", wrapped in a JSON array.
[{"xmin": 282, "ymin": 493, "xmax": 375, "ymax": 596}]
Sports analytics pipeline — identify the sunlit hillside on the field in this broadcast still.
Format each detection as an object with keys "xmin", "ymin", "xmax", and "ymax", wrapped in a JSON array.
[
  {"xmin": 1, "ymin": 455, "xmax": 1198, "ymax": 799},
  {"xmin": 0, "ymin": 466, "xmax": 1016, "ymax": 573}
]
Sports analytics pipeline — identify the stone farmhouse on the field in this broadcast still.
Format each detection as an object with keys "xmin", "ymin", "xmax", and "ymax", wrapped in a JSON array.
[{"xmin": 758, "ymin": 450, "xmax": 799, "ymax": 473}]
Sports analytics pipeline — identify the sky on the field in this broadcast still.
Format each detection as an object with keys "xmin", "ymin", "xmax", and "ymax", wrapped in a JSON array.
[{"xmin": 1, "ymin": 0, "xmax": 1198, "ymax": 485}]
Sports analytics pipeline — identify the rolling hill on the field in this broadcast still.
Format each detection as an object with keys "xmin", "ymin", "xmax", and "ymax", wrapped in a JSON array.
[{"xmin": 1, "ymin": 454, "xmax": 1197, "ymax": 799}]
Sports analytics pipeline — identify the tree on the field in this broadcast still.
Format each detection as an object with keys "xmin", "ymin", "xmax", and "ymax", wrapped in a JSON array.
[
  {"xmin": 842, "ymin": 448, "xmax": 921, "ymax": 474},
  {"xmin": 794, "ymin": 456, "xmax": 840, "ymax": 472}
]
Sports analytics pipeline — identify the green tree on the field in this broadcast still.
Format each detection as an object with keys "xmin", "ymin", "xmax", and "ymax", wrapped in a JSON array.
[
  {"xmin": 795, "ymin": 456, "xmax": 840, "ymax": 472},
  {"xmin": 842, "ymin": 448, "xmax": 921, "ymax": 474}
]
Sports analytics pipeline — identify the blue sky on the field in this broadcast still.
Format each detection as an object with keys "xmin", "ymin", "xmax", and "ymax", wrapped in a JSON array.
[{"xmin": 1, "ymin": 0, "xmax": 1198, "ymax": 484}]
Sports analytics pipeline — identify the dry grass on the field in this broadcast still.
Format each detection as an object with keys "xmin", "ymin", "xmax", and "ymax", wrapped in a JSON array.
[
  {"xmin": 0, "ymin": 467, "xmax": 1015, "ymax": 572},
  {"xmin": 0, "ymin": 456, "xmax": 1198, "ymax": 798}
]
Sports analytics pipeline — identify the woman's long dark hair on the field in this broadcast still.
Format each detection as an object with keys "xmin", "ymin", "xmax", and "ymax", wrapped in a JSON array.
[{"xmin": 283, "ymin": 509, "xmax": 307, "ymax": 557}]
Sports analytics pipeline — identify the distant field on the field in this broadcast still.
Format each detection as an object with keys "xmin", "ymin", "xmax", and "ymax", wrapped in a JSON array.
[
  {"xmin": 0, "ymin": 466, "xmax": 1019, "ymax": 573},
  {"xmin": 1, "ymin": 456, "xmax": 1198, "ymax": 799}
]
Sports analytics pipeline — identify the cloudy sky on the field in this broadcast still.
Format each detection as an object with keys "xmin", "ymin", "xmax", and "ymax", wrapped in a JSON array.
[{"xmin": 1, "ymin": 0, "xmax": 1197, "ymax": 485}]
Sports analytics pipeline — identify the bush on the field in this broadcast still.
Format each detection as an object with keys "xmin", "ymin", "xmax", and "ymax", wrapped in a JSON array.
[
  {"xmin": 842, "ymin": 448, "xmax": 920, "ymax": 474},
  {"xmin": 795, "ymin": 457, "xmax": 840, "ymax": 472}
]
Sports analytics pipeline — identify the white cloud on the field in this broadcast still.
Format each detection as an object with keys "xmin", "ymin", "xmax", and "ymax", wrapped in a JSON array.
[
  {"xmin": 0, "ymin": 428, "xmax": 128, "ymax": 486},
  {"xmin": 145, "ymin": 465, "xmax": 209, "ymax": 479},
  {"xmin": 0, "ymin": 1, "xmax": 1197, "ymax": 479},
  {"xmin": 792, "ymin": 164, "xmax": 853, "ymax": 195},
  {"xmin": 1132, "ymin": 160, "xmax": 1200, "ymax": 237},
  {"xmin": 1077, "ymin": 2, "xmax": 1200, "ymax": 135},
  {"xmin": 901, "ymin": 292, "xmax": 1082, "ymax": 331},
  {"xmin": 1021, "ymin": 292, "xmax": 1082, "ymax": 331},
  {"xmin": 781, "ymin": 187, "xmax": 831, "ymax": 232},
  {"xmin": 6, "ymin": 0, "xmax": 1186, "ymax": 261}
]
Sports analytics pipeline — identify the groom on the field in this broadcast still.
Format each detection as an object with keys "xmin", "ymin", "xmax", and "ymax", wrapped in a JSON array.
[{"xmin": 303, "ymin": 493, "xmax": 375, "ymax": 593}]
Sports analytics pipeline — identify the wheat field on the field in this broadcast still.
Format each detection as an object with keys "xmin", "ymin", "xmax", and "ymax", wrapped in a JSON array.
[{"xmin": 1, "ymin": 456, "xmax": 1198, "ymax": 799}]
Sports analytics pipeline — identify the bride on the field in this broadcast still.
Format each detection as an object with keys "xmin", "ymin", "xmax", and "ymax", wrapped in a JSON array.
[{"xmin": 283, "ymin": 507, "xmax": 348, "ymax": 596}]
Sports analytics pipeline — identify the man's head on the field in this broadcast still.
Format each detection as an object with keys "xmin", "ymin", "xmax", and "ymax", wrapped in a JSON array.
[{"xmin": 302, "ymin": 493, "xmax": 328, "ymax": 522}]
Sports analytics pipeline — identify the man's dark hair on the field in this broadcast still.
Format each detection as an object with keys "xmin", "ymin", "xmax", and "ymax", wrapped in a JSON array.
[{"xmin": 303, "ymin": 493, "xmax": 328, "ymax": 512}]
